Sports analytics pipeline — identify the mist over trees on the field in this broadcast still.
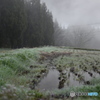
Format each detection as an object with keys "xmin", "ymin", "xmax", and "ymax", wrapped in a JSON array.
[
  {"xmin": 0, "ymin": 0, "xmax": 99, "ymax": 49},
  {"xmin": 0, "ymin": 0, "xmax": 54, "ymax": 48},
  {"xmin": 54, "ymin": 23, "xmax": 98, "ymax": 48},
  {"xmin": 53, "ymin": 20, "xmax": 65, "ymax": 46},
  {"xmin": 64, "ymin": 25, "xmax": 95, "ymax": 48}
]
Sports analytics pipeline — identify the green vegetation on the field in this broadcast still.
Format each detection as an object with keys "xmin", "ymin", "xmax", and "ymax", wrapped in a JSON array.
[
  {"xmin": 0, "ymin": 46, "xmax": 100, "ymax": 100},
  {"xmin": 0, "ymin": 0, "xmax": 54, "ymax": 48}
]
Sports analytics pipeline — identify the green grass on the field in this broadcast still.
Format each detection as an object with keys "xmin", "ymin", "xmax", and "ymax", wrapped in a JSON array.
[
  {"xmin": 60, "ymin": 46, "xmax": 100, "ymax": 51},
  {"xmin": 0, "ymin": 46, "xmax": 100, "ymax": 100}
]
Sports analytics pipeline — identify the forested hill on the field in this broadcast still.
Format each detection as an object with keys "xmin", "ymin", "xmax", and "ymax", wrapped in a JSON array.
[{"xmin": 0, "ymin": 0, "xmax": 54, "ymax": 48}]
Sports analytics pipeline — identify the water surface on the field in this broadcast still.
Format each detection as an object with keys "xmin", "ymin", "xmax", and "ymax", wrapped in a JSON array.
[
  {"xmin": 36, "ymin": 68, "xmax": 100, "ymax": 91},
  {"xmin": 37, "ymin": 69, "xmax": 59, "ymax": 91}
]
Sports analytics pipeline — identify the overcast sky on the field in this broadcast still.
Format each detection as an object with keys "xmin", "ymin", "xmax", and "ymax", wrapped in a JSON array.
[{"xmin": 41, "ymin": 0, "xmax": 100, "ymax": 28}]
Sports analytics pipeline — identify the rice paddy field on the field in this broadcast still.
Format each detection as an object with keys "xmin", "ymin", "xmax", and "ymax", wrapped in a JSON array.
[{"xmin": 0, "ymin": 46, "xmax": 100, "ymax": 100}]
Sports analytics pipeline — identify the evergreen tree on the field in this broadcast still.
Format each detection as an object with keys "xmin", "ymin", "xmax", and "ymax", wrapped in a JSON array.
[
  {"xmin": 0, "ymin": 0, "xmax": 27, "ymax": 48},
  {"xmin": 0, "ymin": 0, "xmax": 54, "ymax": 48}
]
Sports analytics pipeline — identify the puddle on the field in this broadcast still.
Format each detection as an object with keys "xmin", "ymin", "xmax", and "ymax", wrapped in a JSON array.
[
  {"xmin": 37, "ymin": 69, "xmax": 59, "ymax": 91},
  {"xmin": 83, "ymin": 71, "xmax": 100, "ymax": 80},
  {"xmin": 36, "ymin": 68, "xmax": 100, "ymax": 91},
  {"xmin": 68, "ymin": 73, "xmax": 83, "ymax": 87}
]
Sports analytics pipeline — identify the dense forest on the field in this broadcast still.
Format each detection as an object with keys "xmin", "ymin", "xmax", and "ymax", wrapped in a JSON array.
[
  {"xmin": 0, "ymin": 0, "xmax": 99, "ymax": 49},
  {"xmin": 0, "ymin": 0, "xmax": 54, "ymax": 48}
]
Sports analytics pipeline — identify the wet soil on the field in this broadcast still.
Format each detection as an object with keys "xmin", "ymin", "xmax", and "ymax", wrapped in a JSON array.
[{"xmin": 30, "ymin": 51, "xmax": 100, "ymax": 91}]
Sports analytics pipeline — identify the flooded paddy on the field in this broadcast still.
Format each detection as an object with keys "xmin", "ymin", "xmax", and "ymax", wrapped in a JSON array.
[
  {"xmin": 1, "ymin": 47, "xmax": 100, "ymax": 100},
  {"xmin": 36, "ymin": 66, "xmax": 100, "ymax": 91},
  {"xmin": 37, "ymin": 69, "xmax": 59, "ymax": 90},
  {"xmin": 31, "ymin": 50, "xmax": 100, "ymax": 94}
]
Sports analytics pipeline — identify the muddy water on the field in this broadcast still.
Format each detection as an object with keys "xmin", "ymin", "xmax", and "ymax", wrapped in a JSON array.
[
  {"xmin": 37, "ymin": 69, "xmax": 59, "ymax": 91},
  {"xmin": 36, "ymin": 69, "xmax": 83, "ymax": 91},
  {"xmin": 83, "ymin": 71, "xmax": 100, "ymax": 80},
  {"xmin": 68, "ymin": 73, "xmax": 83, "ymax": 86},
  {"xmin": 36, "ymin": 68, "xmax": 100, "ymax": 91}
]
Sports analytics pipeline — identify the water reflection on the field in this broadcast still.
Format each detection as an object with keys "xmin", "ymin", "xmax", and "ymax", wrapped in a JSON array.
[
  {"xmin": 36, "ymin": 68, "xmax": 100, "ymax": 91},
  {"xmin": 37, "ymin": 69, "xmax": 59, "ymax": 91}
]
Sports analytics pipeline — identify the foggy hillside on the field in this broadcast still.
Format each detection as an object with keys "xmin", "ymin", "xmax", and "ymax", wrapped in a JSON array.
[
  {"xmin": 0, "ymin": 0, "xmax": 100, "ymax": 49},
  {"xmin": 0, "ymin": 1, "xmax": 100, "ymax": 99},
  {"xmin": 41, "ymin": 0, "xmax": 100, "ymax": 49}
]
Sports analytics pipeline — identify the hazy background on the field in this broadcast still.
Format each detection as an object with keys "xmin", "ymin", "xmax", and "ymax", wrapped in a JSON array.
[
  {"xmin": 41, "ymin": 0, "xmax": 100, "ymax": 49},
  {"xmin": 41, "ymin": 0, "xmax": 100, "ymax": 27},
  {"xmin": 1, "ymin": 0, "xmax": 100, "ymax": 49}
]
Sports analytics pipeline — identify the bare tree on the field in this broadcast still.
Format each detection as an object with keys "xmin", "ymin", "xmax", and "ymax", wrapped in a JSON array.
[{"xmin": 64, "ymin": 25, "xmax": 95, "ymax": 48}]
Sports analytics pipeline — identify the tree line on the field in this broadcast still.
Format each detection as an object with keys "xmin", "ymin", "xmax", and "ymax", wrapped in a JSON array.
[
  {"xmin": 54, "ymin": 21, "xmax": 98, "ymax": 48},
  {"xmin": 0, "ymin": 0, "xmax": 54, "ymax": 48},
  {"xmin": 0, "ymin": 0, "xmax": 98, "ymax": 49}
]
